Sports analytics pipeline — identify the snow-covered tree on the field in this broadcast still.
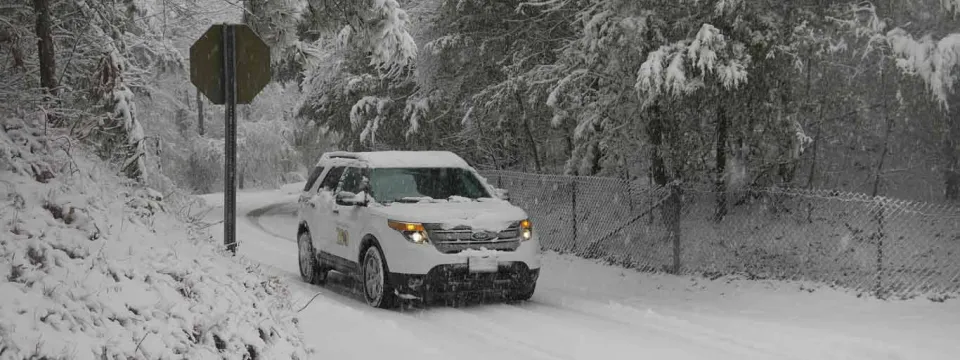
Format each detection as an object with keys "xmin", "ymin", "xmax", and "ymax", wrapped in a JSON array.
[
  {"xmin": 826, "ymin": 0, "xmax": 960, "ymax": 200},
  {"xmin": 93, "ymin": 49, "xmax": 147, "ymax": 182},
  {"xmin": 4, "ymin": 0, "xmax": 959, "ymax": 202},
  {"xmin": 297, "ymin": 34, "xmax": 416, "ymax": 151}
]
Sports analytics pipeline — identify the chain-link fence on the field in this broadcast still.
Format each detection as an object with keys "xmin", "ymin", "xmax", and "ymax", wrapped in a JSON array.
[{"xmin": 479, "ymin": 170, "xmax": 960, "ymax": 298}]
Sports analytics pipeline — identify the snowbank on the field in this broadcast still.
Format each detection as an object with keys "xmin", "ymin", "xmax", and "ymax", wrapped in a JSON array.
[{"xmin": 0, "ymin": 117, "xmax": 307, "ymax": 359}]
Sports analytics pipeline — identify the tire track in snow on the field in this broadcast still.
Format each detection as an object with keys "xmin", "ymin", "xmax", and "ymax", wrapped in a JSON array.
[
  {"xmin": 483, "ymin": 300, "xmax": 776, "ymax": 359},
  {"xmin": 530, "ymin": 290, "xmax": 912, "ymax": 360},
  {"xmin": 410, "ymin": 307, "xmax": 573, "ymax": 360},
  {"xmin": 522, "ymin": 291, "xmax": 800, "ymax": 360},
  {"xmin": 246, "ymin": 201, "xmax": 298, "ymax": 242}
]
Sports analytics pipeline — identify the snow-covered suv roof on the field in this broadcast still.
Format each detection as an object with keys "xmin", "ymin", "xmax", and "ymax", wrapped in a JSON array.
[{"xmin": 317, "ymin": 151, "xmax": 472, "ymax": 169}]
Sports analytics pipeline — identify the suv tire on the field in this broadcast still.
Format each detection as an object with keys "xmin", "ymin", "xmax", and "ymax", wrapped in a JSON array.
[
  {"xmin": 361, "ymin": 245, "xmax": 397, "ymax": 308},
  {"xmin": 298, "ymin": 230, "xmax": 327, "ymax": 285},
  {"xmin": 509, "ymin": 284, "xmax": 536, "ymax": 302}
]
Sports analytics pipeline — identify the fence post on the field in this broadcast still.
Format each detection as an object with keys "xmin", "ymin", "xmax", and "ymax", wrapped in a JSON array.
[
  {"xmin": 875, "ymin": 199, "xmax": 886, "ymax": 297},
  {"xmin": 571, "ymin": 178, "xmax": 578, "ymax": 253},
  {"xmin": 669, "ymin": 182, "xmax": 682, "ymax": 274}
]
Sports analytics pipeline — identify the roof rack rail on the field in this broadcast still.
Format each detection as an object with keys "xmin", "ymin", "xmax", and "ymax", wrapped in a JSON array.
[{"xmin": 322, "ymin": 151, "xmax": 360, "ymax": 160}]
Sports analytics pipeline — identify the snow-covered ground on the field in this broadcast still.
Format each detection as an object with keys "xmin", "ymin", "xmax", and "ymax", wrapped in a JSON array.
[
  {"xmin": 0, "ymin": 117, "xmax": 307, "ymax": 359},
  {"xmin": 201, "ymin": 183, "xmax": 960, "ymax": 360}
]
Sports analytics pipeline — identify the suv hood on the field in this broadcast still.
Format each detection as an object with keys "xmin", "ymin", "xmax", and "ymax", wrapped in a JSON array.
[{"xmin": 370, "ymin": 198, "xmax": 527, "ymax": 231}]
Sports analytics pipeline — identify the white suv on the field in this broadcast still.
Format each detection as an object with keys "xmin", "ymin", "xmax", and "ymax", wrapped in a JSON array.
[{"xmin": 296, "ymin": 151, "xmax": 542, "ymax": 308}]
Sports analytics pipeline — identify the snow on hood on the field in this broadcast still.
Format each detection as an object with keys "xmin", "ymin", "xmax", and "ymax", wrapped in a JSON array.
[{"xmin": 370, "ymin": 198, "xmax": 527, "ymax": 231}]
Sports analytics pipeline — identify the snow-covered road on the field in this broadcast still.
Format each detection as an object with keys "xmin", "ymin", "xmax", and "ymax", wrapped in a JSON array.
[{"xmin": 201, "ymin": 185, "xmax": 960, "ymax": 360}]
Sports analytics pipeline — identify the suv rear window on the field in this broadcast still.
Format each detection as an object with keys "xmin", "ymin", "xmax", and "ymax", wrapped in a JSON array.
[
  {"xmin": 318, "ymin": 166, "xmax": 346, "ymax": 192},
  {"xmin": 303, "ymin": 166, "xmax": 325, "ymax": 191}
]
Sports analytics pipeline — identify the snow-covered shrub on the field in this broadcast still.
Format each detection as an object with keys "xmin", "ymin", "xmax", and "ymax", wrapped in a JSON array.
[
  {"xmin": 89, "ymin": 49, "xmax": 147, "ymax": 183},
  {"xmin": 0, "ymin": 116, "xmax": 308, "ymax": 359}
]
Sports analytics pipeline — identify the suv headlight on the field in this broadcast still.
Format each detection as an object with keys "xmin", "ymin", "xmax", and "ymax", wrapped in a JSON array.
[
  {"xmin": 387, "ymin": 220, "xmax": 429, "ymax": 244},
  {"xmin": 520, "ymin": 219, "xmax": 533, "ymax": 241}
]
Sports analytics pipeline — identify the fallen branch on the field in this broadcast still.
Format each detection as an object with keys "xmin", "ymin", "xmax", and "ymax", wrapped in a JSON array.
[
  {"xmin": 134, "ymin": 332, "xmax": 149, "ymax": 354},
  {"xmin": 199, "ymin": 220, "xmax": 224, "ymax": 229},
  {"xmin": 295, "ymin": 292, "xmax": 325, "ymax": 313}
]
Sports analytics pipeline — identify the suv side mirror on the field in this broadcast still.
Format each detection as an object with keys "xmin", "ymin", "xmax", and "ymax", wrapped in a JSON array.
[
  {"xmin": 336, "ymin": 191, "xmax": 368, "ymax": 207},
  {"xmin": 494, "ymin": 188, "xmax": 510, "ymax": 202}
]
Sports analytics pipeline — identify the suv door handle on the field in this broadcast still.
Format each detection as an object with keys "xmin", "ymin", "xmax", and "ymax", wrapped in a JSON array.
[
  {"xmin": 309, "ymin": 202, "xmax": 316, "ymax": 208},
  {"xmin": 331, "ymin": 208, "xmax": 339, "ymax": 214}
]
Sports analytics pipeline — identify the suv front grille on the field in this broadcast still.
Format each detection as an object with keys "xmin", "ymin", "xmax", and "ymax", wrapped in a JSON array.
[{"xmin": 424, "ymin": 224, "xmax": 521, "ymax": 254}]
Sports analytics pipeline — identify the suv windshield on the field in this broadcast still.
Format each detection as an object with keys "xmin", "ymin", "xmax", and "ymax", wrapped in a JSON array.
[{"xmin": 369, "ymin": 168, "xmax": 490, "ymax": 203}]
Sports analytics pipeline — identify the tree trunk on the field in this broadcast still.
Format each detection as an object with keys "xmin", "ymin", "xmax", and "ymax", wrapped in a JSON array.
[
  {"xmin": 806, "ymin": 97, "xmax": 825, "ymax": 189},
  {"xmin": 523, "ymin": 115, "xmax": 543, "ymax": 173},
  {"xmin": 515, "ymin": 91, "xmax": 542, "ymax": 173},
  {"xmin": 649, "ymin": 104, "xmax": 668, "ymax": 187},
  {"xmin": 33, "ymin": 0, "xmax": 58, "ymax": 115},
  {"xmin": 946, "ymin": 106, "xmax": 960, "ymax": 201},
  {"xmin": 649, "ymin": 103, "xmax": 682, "ymax": 273},
  {"xmin": 714, "ymin": 100, "xmax": 728, "ymax": 222},
  {"xmin": 873, "ymin": 69, "xmax": 892, "ymax": 198},
  {"xmin": 871, "ymin": 68, "xmax": 893, "ymax": 296},
  {"xmin": 176, "ymin": 91, "xmax": 189, "ymax": 136},
  {"xmin": 33, "ymin": 0, "xmax": 56, "ymax": 92},
  {"xmin": 805, "ymin": 54, "xmax": 826, "ymax": 189},
  {"xmin": 0, "ymin": 30, "xmax": 25, "ymax": 68}
]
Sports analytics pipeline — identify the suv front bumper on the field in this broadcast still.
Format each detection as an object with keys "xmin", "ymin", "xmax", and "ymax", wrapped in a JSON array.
[{"xmin": 389, "ymin": 262, "xmax": 539, "ymax": 300}]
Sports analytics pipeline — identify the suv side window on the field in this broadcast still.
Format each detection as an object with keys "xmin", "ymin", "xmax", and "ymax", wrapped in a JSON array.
[
  {"xmin": 303, "ymin": 166, "xmax": 325, "ymax": 192},
  {"xmin": 318, "ymin": 166, "xmax": 346, "ymax": 192},
  {"xmin": 338, "ymin": 167, "xmax": 369, "ymax": 193}
]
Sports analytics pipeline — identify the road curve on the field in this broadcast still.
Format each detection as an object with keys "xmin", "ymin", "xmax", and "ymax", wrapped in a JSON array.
[{"xmin": 246, "ymin": 201, "xmax": 298, "ymax": 242}]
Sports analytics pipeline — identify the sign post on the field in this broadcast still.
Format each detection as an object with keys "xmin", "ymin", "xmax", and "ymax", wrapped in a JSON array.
[
  {"xmin": 222, "ymin": 25, "xmax": 238, "ymax": 255},
  {"xmin": 190, "ymin": 24, "xmax": 271, "ymax": 255}
]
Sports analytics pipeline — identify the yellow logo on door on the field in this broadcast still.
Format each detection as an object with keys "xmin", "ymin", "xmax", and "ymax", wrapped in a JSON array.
[{"xmin": 336, "ymin": 228, "xmax": 348, "ymax": 246}]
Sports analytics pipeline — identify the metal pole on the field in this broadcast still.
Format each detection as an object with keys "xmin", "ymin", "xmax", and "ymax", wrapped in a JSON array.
[
  {"xmin": 197, "ymin": 88, "xmax": 204, "ymax": 136},
  {"xmin": 223, "ymin": 23, "xmax": 238, "ymax": 255},
  {"xmin": 875, "ymin": 201, "xmax": 885, "ymax": 297},
  {"xmin": 571, "ymin": 179, "xmax": 578, "ymax": 253},
  {"xmin": 671, "ymin": 182, "xmax": 681, "ymax": 274}
]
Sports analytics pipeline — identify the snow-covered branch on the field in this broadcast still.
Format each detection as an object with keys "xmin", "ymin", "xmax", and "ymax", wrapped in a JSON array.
[
  {"xmin": 635, "ymin": 24, "xmax": 749, "ymax": 105},
  {"xmin": 887, "ymin": 29, "xmax": 960, "ymax": 108}
]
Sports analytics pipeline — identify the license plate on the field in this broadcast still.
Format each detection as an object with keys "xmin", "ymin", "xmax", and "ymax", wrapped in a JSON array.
[{"xmin": 468, "ymin": 256, "xmax": 499, "ymax": 273}]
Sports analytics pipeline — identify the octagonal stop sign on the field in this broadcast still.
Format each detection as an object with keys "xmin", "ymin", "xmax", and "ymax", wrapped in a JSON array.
[{"xmin": 190, "ymin": 24, "xmax": 271, "ymax": 105}]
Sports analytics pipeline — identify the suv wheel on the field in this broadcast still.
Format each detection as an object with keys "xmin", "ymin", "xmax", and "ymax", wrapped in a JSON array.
[
  {"xmin": 298, "ymin": 230, "xmax": 327, "ymax": 285},
  {"xmin": 361, "ymin": 245, "xmax": 397, "ymax": 308},
  {"xmin": 509, "ymin": 284, "xmax": 536, "ymax": 302}
]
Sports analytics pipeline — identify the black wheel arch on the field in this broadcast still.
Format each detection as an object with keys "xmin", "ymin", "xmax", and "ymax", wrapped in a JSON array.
[
  {"xmin": 358, "ymin": 234, "xmax": 382, "ymax": 264},
  {"xmin": 298, "ymin": 222, "xmax": 309, "ymax": 237}
]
